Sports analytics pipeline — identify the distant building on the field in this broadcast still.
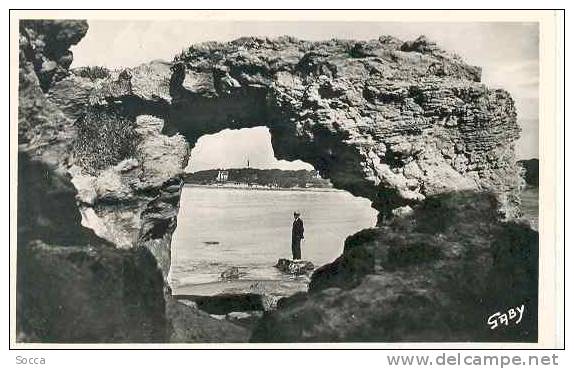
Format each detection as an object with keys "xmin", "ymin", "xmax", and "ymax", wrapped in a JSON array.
[{"xmin": 216, "ymin": 170, "xmax": 229, "ymax": 183}]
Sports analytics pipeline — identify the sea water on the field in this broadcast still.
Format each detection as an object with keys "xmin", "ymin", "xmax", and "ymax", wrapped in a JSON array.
[
  {"xmin": 169, "ymin": 185, "xmax": 539, "ymax": 295},
  {"xmin": 169, "ymin": 186, "xmax": 378, "ymax": 294}
]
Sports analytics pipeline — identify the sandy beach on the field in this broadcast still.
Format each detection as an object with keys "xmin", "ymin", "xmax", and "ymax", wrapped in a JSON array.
[{"xmin": 174, "ymin": 278, "xmax": 309, "ymax": 298}]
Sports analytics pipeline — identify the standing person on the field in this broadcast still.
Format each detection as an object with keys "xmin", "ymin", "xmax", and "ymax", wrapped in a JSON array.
[{"xmin": 291, "ymin": 211, "xmax": 304, "ymax": 260}]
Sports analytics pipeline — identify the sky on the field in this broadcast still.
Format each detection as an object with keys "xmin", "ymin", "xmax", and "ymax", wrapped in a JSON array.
[
  {"xmin": 184, "ymin": 127, "xmax": 314, "ymax": 171},
  {"xmin": 71, "ymin": 21, "xmax": 539, "ymax": 171}
]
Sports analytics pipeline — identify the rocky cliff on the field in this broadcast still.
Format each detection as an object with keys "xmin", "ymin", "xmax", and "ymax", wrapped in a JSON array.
[
  {"xmin": 16, "ymin": 20, "xmax": 535, "ymax": 343},
  {"xmin": 17, "ymin": 20, "xmax": 245, "ymax": 343},
  {"xmin": 18, "ymin": 20, "xmax": 169, "ymax": 342}
]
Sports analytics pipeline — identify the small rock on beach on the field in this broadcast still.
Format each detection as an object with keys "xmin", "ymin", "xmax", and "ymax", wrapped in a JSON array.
[
  {"xmin": 275, "ymin": 258, "xmax": 315, "ymax": 275},
  {"xmin": 220, "ymin": 266, "xmax": 242, "ymax": 280}
]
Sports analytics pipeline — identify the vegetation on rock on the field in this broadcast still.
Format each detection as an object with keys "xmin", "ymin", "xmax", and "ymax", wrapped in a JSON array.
[
  {"xmin": 73, "ymin": 108, "xmax": 140, "ymax": 174},
  {"xmin": 72, "ymin": 66, "xmax": 112, "ymax": 81}
]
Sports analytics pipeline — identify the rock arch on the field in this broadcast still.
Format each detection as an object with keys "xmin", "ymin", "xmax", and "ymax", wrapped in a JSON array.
[
  {"xmin": 47, "ymin": 34, "xmax": 524, "ymax": 282},
  {"xmin": 17, "ymin": 21, "xmax": 530, "ymax": 342}
]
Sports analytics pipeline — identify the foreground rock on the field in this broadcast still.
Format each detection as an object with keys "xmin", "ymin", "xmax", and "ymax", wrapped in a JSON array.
[
  {"xmin": 252, "ymin": 191, "xmax": 538, "ymax": 342},
  {"xmin": 175, "ymin": 294, "xmax": 265, "ymax": 315},
  {"xmin": 166, "ymin": 298, "xmax": 250, "ymax": 343},
  {"xmin": 18, "ymin": 239, "xmax": 167, "ymax": 342},
  {"xmin": 226, "ymin": 311, "xmax": 264, "ymax": 330},
  {"xmin": 19, "ymin": 20, "xmax": 88, "ymax": 91},
  {"xmin": 18, "ymin": 147, "xmax": 170, "ymax": 342},
  {"xmin": 275, "ymin": 258, "xmax": 315, "ymax": 275}
]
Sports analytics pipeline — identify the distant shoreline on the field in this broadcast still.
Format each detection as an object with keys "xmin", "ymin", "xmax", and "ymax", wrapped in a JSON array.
[{"xmin": 183, "ymin": 183, "xmax": 344, "ymax": 193}]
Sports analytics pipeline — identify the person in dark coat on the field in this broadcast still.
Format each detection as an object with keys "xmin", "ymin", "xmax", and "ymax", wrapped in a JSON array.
[{"xmin": 291, "ymin": 211, "xmax": 304, "ymax": 260}]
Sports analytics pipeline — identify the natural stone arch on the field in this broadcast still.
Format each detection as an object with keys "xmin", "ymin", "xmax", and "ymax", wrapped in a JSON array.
[
  {"xmin": 47, "ymin": 35, "xmax": 524, "ymax": 285},
  {"xmin": 17, "ymin": 21, "xmax": 534, "ymax": 343},
  {"xmin": 161, "ymin": 35, "xmax": 522, "ymax": 219},
  {"xmin": 165, "ymin": 61, "xmax": 383, "ymax": 213}
]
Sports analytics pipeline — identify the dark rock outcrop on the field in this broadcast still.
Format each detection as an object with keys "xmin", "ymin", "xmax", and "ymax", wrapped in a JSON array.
[
  {"xmin": 166, "ymin": 298, "xmax": 250, "ymax": 343},
  {"xmin": 19, "ymin": 20, "xmax": 88, "ymax": 91},
  {"xmin": 220, "ymin": 266, "xmax": 243, "ymax": 280},
  {"xmin": 226, "ymin": 311, "xmax": 264, "ymax": 330},
  {"xmin": 518, "ymin": 159, "xmax": 539, "ymax": 187},
  {"xmin": 251, "ymin": 192, "xmax": 538, "ymax": 342},
  {"xmin": 175, "ymin": 294, "xmax": 265, "ymax": 315},
  {"xmin": 18, "ymin": 239, "xmax": 167, "ymax": 342}
]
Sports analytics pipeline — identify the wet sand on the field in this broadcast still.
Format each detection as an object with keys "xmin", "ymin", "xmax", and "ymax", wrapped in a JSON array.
[{"xmin": 175, "ymin": 278, "xmax": 309, "ymax": 297}]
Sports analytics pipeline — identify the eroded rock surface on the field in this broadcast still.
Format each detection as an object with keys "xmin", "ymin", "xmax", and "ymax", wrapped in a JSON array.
[
  {"xmin": 19, "ymin": 20, "xmax": 88, "ymax": 91},
  {"xmin": 168, "ymin": 36, "xmax": 523, "ymax": 219},
  {"xmin": 47, "ymin": 68, "xmax": 189, "ymax": 282},
  {"xmin": 55, "ymin": 35, "xmax": 523, "ymax": 226}
]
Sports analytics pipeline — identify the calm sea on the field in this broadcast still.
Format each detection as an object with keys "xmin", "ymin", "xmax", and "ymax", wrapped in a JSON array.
[
  {"xmin": 520, "ymin": 185, "xmax": 539, "ymax": 231},
  {"xmin": 169, "ymin": 185, "xmax": 539, "ymax": 295},
  {"xmin": 169, "ymin": 186, "xmax": 378, "ymax": 294}
]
